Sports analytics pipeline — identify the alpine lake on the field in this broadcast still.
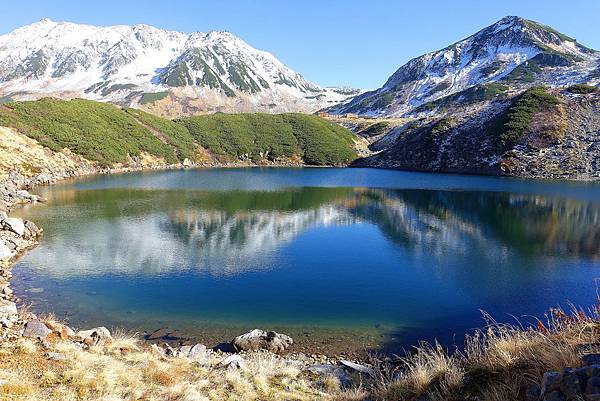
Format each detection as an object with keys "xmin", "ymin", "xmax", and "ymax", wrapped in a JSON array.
[{"xmin": 10, "ymin": 167, "xmax": 600, "ymax": 356}]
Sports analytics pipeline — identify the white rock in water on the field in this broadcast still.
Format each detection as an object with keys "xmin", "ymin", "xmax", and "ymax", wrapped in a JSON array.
[
  {"xmin": 0, "ymin": 241, "xmax": 12, "ymax": 259},
  {"xmin": 3, "ymin": 218, "xmax": 25, "ymax": 236}
]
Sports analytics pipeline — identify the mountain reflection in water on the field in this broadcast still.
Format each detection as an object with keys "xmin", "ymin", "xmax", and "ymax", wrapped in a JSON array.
[{"xmin": 10, "ymin": 180, "xmax": 600, "ymax": 350}]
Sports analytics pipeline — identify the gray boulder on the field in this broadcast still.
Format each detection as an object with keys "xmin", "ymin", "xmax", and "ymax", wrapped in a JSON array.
[
  {"xmin": 23, "ymin": 320, "xmax": 52, "ymax": 338},
  {"xmin": 338, "ymin": 360, "xmax": 375, "ymax": 377},
  {"xmin": 232, "ymin": 329, "xmax": 293, "ymax": 353},
  {"xmin": 3, "ymin": 218, "xmax": 25, "ymax": 236}
]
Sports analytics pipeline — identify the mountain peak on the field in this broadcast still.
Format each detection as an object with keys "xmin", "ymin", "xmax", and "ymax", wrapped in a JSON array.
[
  {"xmin": 0, "ymin": 19, "xmax": 357, "ymax": 115},
  {"xmin": 331, "ymin": 17, "xmax": 599, "ymax": 117}
]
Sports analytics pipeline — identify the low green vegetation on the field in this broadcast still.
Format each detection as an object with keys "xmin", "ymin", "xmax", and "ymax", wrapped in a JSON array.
[
  {"xmin": 494, "ymin": 87, "xmax": 561, "ymax": 147},
  {"xmin": 413, "ymin": 83, "xmax": 509, "ymax": 114},
  {"xmin": 177, "ymin": 113, "xmax": 357, "ymax": 165},
  {"xmin": 566, "ymin": 84, "xmax": 599, "ymax": 94},
  {"xmin": 0, "ymin": 98, "xmax": 181, "ymax": 166},
  {"xmin": 504, "ymin": 53, "xmax": 574, "ymax": 83},
  {"xmin": 0, "ymin": 98, "xmax": 357, "ymax": 167},
  {"xmin": 124, "ymin": 108, "xmax": 197, "ymax": 160},
  {"xmin": 360, "ymin": 121, "xmax": 390, "ymax": 138},
  {"xmin": 139, "ymin": 91, "xmax": 169, "ymax": 105}
]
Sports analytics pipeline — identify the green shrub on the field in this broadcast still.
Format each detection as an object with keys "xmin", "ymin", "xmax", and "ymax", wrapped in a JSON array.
[
  {"xmin": 0, "ymin": 99, "xmax": 358, "ymax": 167},
  {"xmin": 494, "ymin": 87, "xmax": 560, "ymax": 147},
  {"xmin": 566, "ymin": 84, "xmax": 599, "ymax": 94},
  {"xmin": 139, "ymin": 92, "xmax": 169, "ymax": 104},
  {"xmin": 177, "ymin": 113, "xmax": 357, "ymax": 165},
  {"xmin": 0, "ymin": 98, "xmax": 182, "ymax": 166}
]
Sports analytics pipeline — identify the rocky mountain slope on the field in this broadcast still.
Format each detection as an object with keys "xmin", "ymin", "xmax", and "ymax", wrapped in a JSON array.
[
  {"xmin": 354, "ymin": 86, "xmax": 600, "ymax": 179},
  {"xmin": 331, "ymin": 16, "xmax": 600, "ymax": 117},
  {"xmin": 0, "ymin": 19, "xmax": 359, "ymax": 116}
]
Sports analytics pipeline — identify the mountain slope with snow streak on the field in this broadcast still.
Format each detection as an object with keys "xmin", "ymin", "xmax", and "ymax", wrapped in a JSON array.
[
  {"xmin": 330, "ymin": 16, "xmax": 600, "ymax": 117},
  {"xmin": 0, "ymin": 19, "xmax": 359, "ymax": 115}
]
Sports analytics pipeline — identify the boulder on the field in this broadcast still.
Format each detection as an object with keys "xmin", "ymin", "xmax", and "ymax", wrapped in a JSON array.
[
  {"xmin": 3, "ymin": 218, "xmax": 25, "ymax": 236},
  {"xmin": 178, "ymin": 343, "xmax": 207, "ymax": 360},
  {"xmin": 0, "ymin": 300, "xmax": 17, "ymax": 318},
  {"xmin": 23, "ymin": 320, "xmax": 52, "ymax": 338},
  {"xmin": 304, "ymin": 364, "xmax": 350, "ymax": 388},
  {"xmin": 338, "ymin": 360, "xmax": 375, "ymax": 377},
  {"xmin": 583, "ymin": 354, "xmax": 600, "ymax": 366},
  {"xmin": 231, "ymin": 329, "xmax": 293, "ymax": 353},
  {"xmin": 45, "ymin": 321, "xmax": 75, "ymax": 339},
  {"xmin": 219, "ymin": 354, "xmax": 245, "ymax": 369},
  {"xmin": 77, "ymin": 327, "xmax": 112, "ymax": 345},
  {"xmin": 0, "ymin": 241, "xmax": 12, "ymax": 259}
]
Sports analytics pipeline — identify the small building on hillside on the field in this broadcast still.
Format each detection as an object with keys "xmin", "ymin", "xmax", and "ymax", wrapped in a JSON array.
[
  {"xmin": 343, "ymin": 113, "xmax": 359, "ymax": 119},
  {"xmin": 317, "ymin": 111, "xmax": 329, "ymax": 118}
]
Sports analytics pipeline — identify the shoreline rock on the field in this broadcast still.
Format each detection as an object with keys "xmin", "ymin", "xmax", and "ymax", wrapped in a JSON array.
[{"xmin": 232, "ymin": 329, "xmax": 294, "ymax": 353}]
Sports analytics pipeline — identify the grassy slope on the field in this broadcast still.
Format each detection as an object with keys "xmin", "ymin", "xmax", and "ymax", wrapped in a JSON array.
[
  {"xmin": 176, "ymin": 113, "xmax": 357, "ymax": 165},
  {"xmin": 0, "ymin": 98, "xmax": 181, "ymax": 167},
  {"xmin": 0, "ymin": 98, "xmax": 357, "ymax": 167},
  {"xmin": 492, "ymin": 87, "xmax": 561, "ymax": 147}
]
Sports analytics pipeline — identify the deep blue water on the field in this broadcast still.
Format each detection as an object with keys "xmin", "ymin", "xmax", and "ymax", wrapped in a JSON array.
[{"xmin": 10, "ymin": 168, "xmax": 600, "ymax": 352}]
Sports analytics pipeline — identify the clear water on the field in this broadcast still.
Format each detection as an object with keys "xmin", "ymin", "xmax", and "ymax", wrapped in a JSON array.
[{"xmin": 10, "ymin": 168, "xmax": 600, "ymax": 353}]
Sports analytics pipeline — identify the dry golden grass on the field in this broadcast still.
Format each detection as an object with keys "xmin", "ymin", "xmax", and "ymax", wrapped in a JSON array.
[
  {"xmin": 0, "ymin": 324, "xmax": 341, "ymax": 401},
  {"xmin": 0, "ymin": 305, "xmax": 598, "ymax": 400},
  {"xmin": 366, "ymin": 305, "xmax": 600, "ymax": 401}
]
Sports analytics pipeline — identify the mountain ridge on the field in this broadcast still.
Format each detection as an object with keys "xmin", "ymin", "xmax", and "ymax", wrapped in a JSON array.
[
  {"xmin": 0, "ymin": 18, "xmax": 360, "ymax": 115},
  {"xmin": 330, "ymin": 16, "xmax": 600, "ymax": 117}
]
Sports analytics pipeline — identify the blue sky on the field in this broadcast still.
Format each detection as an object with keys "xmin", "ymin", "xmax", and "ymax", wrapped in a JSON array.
[{"xmin": 2, "ymin": 0, "xmax": 599, "ymax": 89}]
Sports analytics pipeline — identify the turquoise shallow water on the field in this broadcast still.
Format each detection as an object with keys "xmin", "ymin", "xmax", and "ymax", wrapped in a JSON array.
[{"xmin": 10, "ymin": 168, "xmax": 600, "ymax": 352}]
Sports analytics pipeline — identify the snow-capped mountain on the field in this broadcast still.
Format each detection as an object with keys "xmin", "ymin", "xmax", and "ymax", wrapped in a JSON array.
[
  {"xmin": 331, "ymin": 16, "xmax": 600, "ymax": 117},
  {"xmin": 0, "ymin": 19, "xmax": 359, "ymax": 115}
]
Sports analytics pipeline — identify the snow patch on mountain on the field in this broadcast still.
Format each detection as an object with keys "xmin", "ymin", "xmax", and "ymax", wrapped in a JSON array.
[{"xmin": 0, "ymin": 19, "xmax": 357, "ymax": 113}]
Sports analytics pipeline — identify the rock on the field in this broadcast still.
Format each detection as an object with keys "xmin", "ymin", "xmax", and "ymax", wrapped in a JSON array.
[
  {"xmin": 583, "ymin": 354, "xmax": 600, "ymax": 366},
  {"xmin": 23, "ymin": 320, "xmax": 52, "ymax": 338},
  {"xmin": 149, "ymin": 344, "xmax": 167, "ymax": 358},
  {"xmin": 338, "ymin": 360, "xmax": 375, "ymax": 377},
  {"xmin": 77, "ymin": 327, "xmax": 111, "ymax": 345},
  {"xmin": 46, "ymin": 352, "xmax": 66, "ymax": 361},
  {"xmin": 0, "ymin": 300, "xmax": 17, "ymax": 318},
  {"xmin": 3, "ymin": 218, "xmax": 25, "ymax": 236},
  {"xmin": 0, "ymin": 241, "xmax": 11, "ymax": 259},
  {"xmin": 305, "ymin": 364, "xmax": 350, "ymax": 388},
  {"xmin": 0, "ymin": 318, "xmax": 12, "ymax": 328},
  {"xmin": 232, "ymin": 329, "xmax": 293, "ymax": 353},
  {"xmin": 0, "ymin": 211, "xmax": 6, "ymax": 221},
  {"xmin": 544, "ymin": 390, "xmax": 566, "ymax": 401},
  {"xmin": 23, "ymin": 220, "xmax": 40, "ymax": 236},
  {"xmin": 219, "ymin": 354, "xmax": 245, "ymax": 369},
  {"xmin": 542, "ymin": 371, "xmax": 563, "ymax": 394},
  {"xmin": 526, "ymin": 383, "xmax": 541, "ymax": 401},
  {"xmin": 176, "ymin": 344, "xmax": 206, "ymax": 359},
  {"xmin": 560, "ymin": 368, "xmax": 587, "ymax": 399},
  {"xmin": 45, "ymin": 321, "xmax": 75, "ymax": 339},
  {"xmin": 587, "ymin": 375, "xmax": 600, "ymax": 396}
]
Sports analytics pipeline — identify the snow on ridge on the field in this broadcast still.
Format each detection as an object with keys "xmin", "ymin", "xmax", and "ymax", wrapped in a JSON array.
[{"xmin": 0, "ymin": 19, "xmax": 357, "ymax": 112}]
